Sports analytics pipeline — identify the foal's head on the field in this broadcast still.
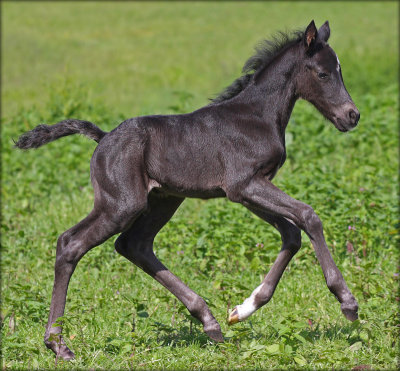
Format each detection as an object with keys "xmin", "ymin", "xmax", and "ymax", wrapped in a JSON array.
[{"xmin": 296, "ymin": 20, "xmax": 360, "ymax": 132}]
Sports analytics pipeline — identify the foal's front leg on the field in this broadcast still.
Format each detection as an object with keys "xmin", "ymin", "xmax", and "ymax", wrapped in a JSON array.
[
  {"xmin": 227, "ymin": 174, "xmax": 358, "ymax": 323},
  {"xmin": 228, "ymin": 212, "xmax": 301, "ymax": 324}
]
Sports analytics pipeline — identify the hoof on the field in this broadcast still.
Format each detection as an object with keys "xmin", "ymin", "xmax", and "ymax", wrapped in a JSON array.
[
  {"xmin": 204, "ymin": 323, "xmax": 224, "ymax": 343},
  {"xmin": 341, "ymin": 302, "xmax": 358, "ymax": 322},
  {"xmin": 228, "ymin": 307, "xmax": 239, "ymax": 325},
  {"xmin": 205, "ymin": 328, "xmax": 224, "ymax": 342},
  {"xmin": 57, "ymin": 345, "xmax": 75, "ymax": 361},
  {"xmin": 45, "ymin": 336, "xmax": 75, "ymax": 361}
]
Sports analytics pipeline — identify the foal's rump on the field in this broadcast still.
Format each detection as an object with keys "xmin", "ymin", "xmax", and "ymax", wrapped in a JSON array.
[{"xmin": 89, "ymin": 122, "xmax": 150, "ymax": 215}]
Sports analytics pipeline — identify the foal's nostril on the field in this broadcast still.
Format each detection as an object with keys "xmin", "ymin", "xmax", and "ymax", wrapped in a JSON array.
[{"xmin": 349, "ymin": 110, "xmax": 360, "ymax": 125}]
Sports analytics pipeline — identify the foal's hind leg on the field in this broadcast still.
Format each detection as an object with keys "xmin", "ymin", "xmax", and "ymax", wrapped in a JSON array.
[
  {"xmin": 44, "ymin": 205, "xmax": 145, "ymax": 360},
  {"xmin": 228, "ymin": 211, "xmax": 301, "ymax": 324},
  {"xmin": 44, "ymin": 159, "xmax": 149, "ymax": 359},
  {"xmin": 44, "ymin": 210, "xmax": 117, "ymax": 359},
  {"xmin": 115, "ymin": 193, "xmax": 224, "ymax": 342}
]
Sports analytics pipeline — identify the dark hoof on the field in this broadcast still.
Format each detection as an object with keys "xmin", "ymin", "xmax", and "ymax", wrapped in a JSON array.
[
  {"xmin": 45, "ymin": 336, "xmax": 75, "ymax": 361},
  {"xmin": 205, "ymin": 328, "xmax": 224, "ymax": 342},
  {"xmin": 57, "ymin": 345, "xmax": 75, "ymax": 360},
  {"xmin": 204, "ymin": 323, "xmax": 224, "ymax": 343},
  {"xmin": 341, "ymin": 302, "xmax": 358, "ymax": 322}
]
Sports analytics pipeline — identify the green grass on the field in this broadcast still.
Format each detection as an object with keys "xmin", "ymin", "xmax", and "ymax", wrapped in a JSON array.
[{"xmin": 2, "ymin": 2, "xmax": 399, "ymax": 369}]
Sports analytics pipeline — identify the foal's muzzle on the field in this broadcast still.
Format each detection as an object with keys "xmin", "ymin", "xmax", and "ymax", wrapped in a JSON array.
[
  {"xmin": 348, "ymin": 109, "xmax": 360, "ymax": 127},
  {"xmin": 334, "ymin": 104, "xmax": 360, "ymax": 132}
]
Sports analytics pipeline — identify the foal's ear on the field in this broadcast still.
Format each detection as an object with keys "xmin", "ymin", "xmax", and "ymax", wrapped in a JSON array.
[
  {"xmin": 304, "ymin": 20, "xmax": 318, "ymax": 50},
  {"xmin": 318, "ymin": 21, "xmax": 330, "ymax": 42}
]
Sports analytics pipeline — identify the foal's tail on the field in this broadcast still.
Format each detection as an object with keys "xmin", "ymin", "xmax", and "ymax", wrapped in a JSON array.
[{"xmin": 14, "ymin": 119, "xmax": 107, "ymax": 150}]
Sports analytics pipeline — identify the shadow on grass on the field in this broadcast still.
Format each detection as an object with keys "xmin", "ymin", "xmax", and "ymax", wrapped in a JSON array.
[
  {"xmin": 103, "ymin": 317, "xmax": 364, "ymax": 358},
  {"xmin": 149, "ymin": 319, "xmax": 362, "ymax": 346},
  {"xmin": 315, "ymin": 323, "xmax": 362, "ymax": 341},
  {"xmin": 150, "ymin": 321, "xmax": 213, "ymax": 348},
  {"xmin": 103, "ymin": 320, "xmax": 215, "ymax": 357}
]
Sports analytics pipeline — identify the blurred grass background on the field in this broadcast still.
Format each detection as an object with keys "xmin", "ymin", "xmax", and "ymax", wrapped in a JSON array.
[
  {"xmin": 2, "ymin": 1, "xmax": 398, "ymax": 369},
  {"xmin": 3, "ymin": 1, "xmax": 397, "ymax": 118}
]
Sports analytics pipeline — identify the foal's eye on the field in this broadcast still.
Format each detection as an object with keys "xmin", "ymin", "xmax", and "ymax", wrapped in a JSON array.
[{"xmin": 318, "ymin": 72, "xmax": 328, "ymax": 79}]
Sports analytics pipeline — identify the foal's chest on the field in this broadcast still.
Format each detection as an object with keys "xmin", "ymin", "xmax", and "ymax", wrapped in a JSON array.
[{"xmin": 255, "ymin": 140, "xmax": 287, "ymax": 180}]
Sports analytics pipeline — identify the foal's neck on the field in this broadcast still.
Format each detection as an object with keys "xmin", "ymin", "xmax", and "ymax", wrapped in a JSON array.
[{"xmin": 228, "ymin": 44, "xmax": 300, "ymax": 135}]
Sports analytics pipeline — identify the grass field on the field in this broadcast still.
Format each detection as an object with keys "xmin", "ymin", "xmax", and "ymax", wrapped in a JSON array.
[{"xmin": 2, "ymin": 2, "xmax": 399, "ymax": 369}]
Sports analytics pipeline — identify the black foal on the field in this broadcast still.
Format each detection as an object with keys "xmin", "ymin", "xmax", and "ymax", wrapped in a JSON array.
[{"xmin": 16, "ymin": 20, "xmax": 359, "ymax": 360}]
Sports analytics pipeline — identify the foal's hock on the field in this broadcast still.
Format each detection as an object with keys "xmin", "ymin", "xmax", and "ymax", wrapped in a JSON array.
[{"xmin": 15, "ymin": 20, "xmax": 360, "ymax": 360}]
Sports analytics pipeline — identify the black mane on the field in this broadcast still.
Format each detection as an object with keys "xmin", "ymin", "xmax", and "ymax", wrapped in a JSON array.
[{"xmin": 212, "ymin": 30, "xmax": 304, "ymax": 103}]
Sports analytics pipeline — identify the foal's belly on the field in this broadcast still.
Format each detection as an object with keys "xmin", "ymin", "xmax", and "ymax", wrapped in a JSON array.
[
  {"xmin": 148, "ymin": 160, "xmax": 226, "ymax": 199},
  {"xmin": 146, "ymin": 141, "xmax": 226, "ymax": 198},
  {"xmin": 151, "ymin": 185, "xmax": 226, "ymax": 200}
]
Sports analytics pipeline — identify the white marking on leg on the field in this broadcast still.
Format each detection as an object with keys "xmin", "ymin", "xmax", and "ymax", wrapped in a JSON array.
[{"xmin": 236, "ymin": 283, "xmax": 264, "ymax": 321}]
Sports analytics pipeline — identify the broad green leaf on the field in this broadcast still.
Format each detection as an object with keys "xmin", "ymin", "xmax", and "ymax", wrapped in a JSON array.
[
  {"xmin": 294, "ymin": 356, "xmax": 307, "ymax": 366},
  {"xmin": 266, "ymin": 344, "xmax": 280, "ymax": 354},
  {"xmin": 349, "ymin": 341, "xmax": 363, "ymax": 352}
]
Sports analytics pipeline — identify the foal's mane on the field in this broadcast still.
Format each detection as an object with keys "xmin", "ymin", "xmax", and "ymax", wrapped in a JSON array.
[{"xmin": 212, "ymin": 29, "xmax": 304, "ymax": 103}]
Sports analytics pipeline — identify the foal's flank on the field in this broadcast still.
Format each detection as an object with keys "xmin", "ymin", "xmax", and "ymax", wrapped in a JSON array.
[{"xmin": 15, "ymin": 20, "xmax": 359, "ymax": 360}]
